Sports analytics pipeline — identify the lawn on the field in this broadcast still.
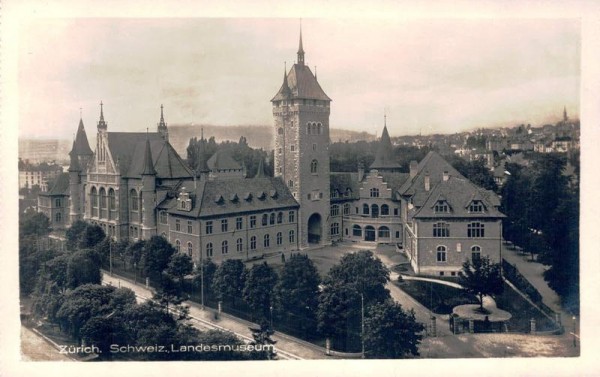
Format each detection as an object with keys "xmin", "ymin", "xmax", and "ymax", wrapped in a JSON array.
[{"xmin": 395, "ymin": 280, "xmax": 479, "ymax": 315}]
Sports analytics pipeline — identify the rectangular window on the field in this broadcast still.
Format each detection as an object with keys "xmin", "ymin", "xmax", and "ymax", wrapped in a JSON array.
[
  {"xmin": 394, "ymin": 208, "xmax": 399, "ymax": 216},
  {"xmin": 467, "ymin": 222, "xmax": 485, "ymax": 238},
  {"xmin": 250, "ymin": 216, "xmax": 256, "ymax": 228},
  {"xmin": 395, "ymin": 231, "xmax": 400, "ymax": 238},
  {"xmin": 437, "ymin": 251, "xmax": 447, "ymax": 262},
  {"xmin": 175, "ymin": 219, "xmax": 181, "ymax": 232},
  {"xmin": 288, "ymin": 211, "xmax": 295, "ymax": 223},
  {"xmin": 221, "ymin": 219, "xmax": 228, "ymax": 232},
  {"xmin": 205, "ymin": 221, "xmax": 213, "ymax": 234},
  {"xmin": 187, "ymin": 221, "xmax": 193, "ymax": 234},
  {"xmin": 433, "ymin": 222, "xmax": 450, "ymax": 238},
  {"xmin": 236, "ymin": 217, "xmax": 243, "ymax": 230}
]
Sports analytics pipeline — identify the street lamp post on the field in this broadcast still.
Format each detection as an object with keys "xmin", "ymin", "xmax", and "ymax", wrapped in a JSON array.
[
  {"xmin": 573, "ymin": 316, "xmax": 577, "ymax": 348},
  {"xmin": 361, "ymin": 293, "xmax": 365, "ymax": 359},
  {"xmin": 270, "ymin": 306, "xmax": 274, "ymax": 330},
  {"xmin": 200, "ymin": 260, "xmax": 205, "ymax": 310},
  {"xmin": 109, "ymin": 241, "xmax": 113, "ymax": 276}
]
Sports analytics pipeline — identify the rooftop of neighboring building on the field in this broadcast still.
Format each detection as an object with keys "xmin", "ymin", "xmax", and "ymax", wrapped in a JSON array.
[{"xmin": 39, "ymin": 173, "xmax": 70, "ymax": 197}]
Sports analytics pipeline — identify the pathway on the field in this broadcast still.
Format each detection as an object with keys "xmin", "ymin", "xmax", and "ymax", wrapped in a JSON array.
[{"xmin": 102, "ymin": 272, "xmax": 329, "ymax": 360}]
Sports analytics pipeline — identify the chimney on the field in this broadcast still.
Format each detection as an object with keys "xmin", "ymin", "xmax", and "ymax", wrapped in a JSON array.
[
  {"xmin": 409, "ymin": 161, "xmax": 418, "ymax": 178},
  {"xmin": 424, "ymin": 172, "xmax": 430, "ymax": 191},
  {"xmin": 443, "ymin": 171, "xmax": 449, "ymax": 181},
  {"xmin": 358, "ymin": 163, "xmax": 365, "ymax": 182}
]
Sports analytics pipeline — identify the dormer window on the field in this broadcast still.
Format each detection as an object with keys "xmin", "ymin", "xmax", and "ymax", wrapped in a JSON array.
[
  {"xmin": 177, "ymin": 191, "xmax": 192, "ymax": 212},
  {"xmin": 257, "ymin": 191, "xmax": 266, "ymax": 200},
  {"xmin": 215, "ymin": 195, "xmax": 224, "ymax": 204},
  {"xmin": 244, "ymin": 192, "xmax": 252, "ymax": 201},
  {"xmin": 434, "ymin": 201, "xmax": 449, "ymax": 213},
  {"xmin": 469, "ymin": 200, "xmax": 484, "ymax": 213},
  {"xmin": 230, "ymin": 193, "xmax": 239, "ymax": 202},
  {"xmin": 269, "ymin": 190, "xmax": 278, "ymax": 198}
]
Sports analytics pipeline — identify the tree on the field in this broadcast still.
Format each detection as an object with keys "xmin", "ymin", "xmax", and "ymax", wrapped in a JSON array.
[
  {"xmin": 273, "ymin": 254, "xmax": 320, "ymax": 338},
  {"xmin": 66, "ymin": 220, "xmax": 88, "ymax": 250},
  {"xmin": 153, "ymin": 274, "xmax": 188, "ymax": 315},
  {"xmin": 364, "ymin": 300, "xmax": 424, "ymax": 359},
  {"xmin": 66, "ymin": 249, "xmax": 102, "ymax": 289},
  {"xmin": 459, "ymin": 256, "xmax": 504, "ymax": 312},
  {"xmin": 317, "ymin": 281, "xmax": 362, "ymax": 351},
  {"xmin": 193, "ymin": 259, "xmax": 217, "ymax": 302},
  {"xmin": 166, "ymin": 252, "xmax": 193, "ymax": 288},
  {"xmin": 144, "ymin": 236, "xmax": 176, "ymax": 284},
  {"xmin": 213, "ymin": 259, "xmax": 246, "ymax": 307},
  {"xmin": 80, "ymin": 315, "xmax": 127, "ymax": 359},
  {"xmin": 79, "ymin": 224, "xmax": 106, "ymax": 249},
  {"xmin": 19, "ymin": 212, "xmax": 50, "ymax": 237},
  {"xmin": 243, "ymin": 262, "xmax": 278, "ymax": 322},
  {"xmin": 326, "ymin": 250, "xmax": 390, "ymax": 306}
]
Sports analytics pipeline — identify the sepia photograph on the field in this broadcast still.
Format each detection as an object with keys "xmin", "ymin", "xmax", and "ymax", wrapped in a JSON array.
[{"xmin": 2, "ymin": 1, "xmax": 599, "ymax": 376}]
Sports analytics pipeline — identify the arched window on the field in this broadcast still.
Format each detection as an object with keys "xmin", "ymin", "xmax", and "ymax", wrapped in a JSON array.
[
  {"xmin": 370, "ymin": 188, "xmax": 379, "ymax": 198},
  {"xmin": 310, "ymin": 159, "xmax": 318, "ymax": 174},
  {"xmin": 471, "ymin": 245, "xmax": 481, "ymax": 263},
  {"xmin": 206, "ymin": 242, "xmax": 213, "ymax": 257},
  {"xmin": 381, "ymin": 204, "xmax": 389, "ymax": 216},
  {"xmin": 91, "ymin": 187, "xmax": 98, "ymax": 217},
  {"xmin": 99, "ymin": 188, "xmax": 107, "ymax": 212},
  {"xmin": 237, "ymin": 238, "xmax": 243, "ymax": 252},
  {"xmin": 250, "ymin": 236, "xmax": 257, "ymax": 250},
  {"xmin": 371, "ymin": 204, "xmax": 379, "ymax": 218},
  {"xmin": 222, "ymin": 240, "xmax": 228, "ymax": 254},
  {"xmin": 187, "ymin": 242, "xmax": 193, "ymax": 257},
  {"xmin": 277, "ymin": 212, "xmax": 283, "ymax": 224},
  {"xmin": 262, "ymin": 214, "xmax": 268, "ymax": 226},
  {"xmin": 317, "ymin": 123, "xmax": 323, "ymax": 134},
  {"xmin": 363, "ymin": 204, "xmax": 369, "ymax": 215},
  {"xmin": 278, "ymin": 127, "xmax": 284, "ymax": 135},
  {"xmin": 264, "ymin": 234, "xmax": 270, "ymax": 248},
  {"xmin": 108, "ymin": 188, "xmax": 116, "ymax": 211},
  {"xmin": 307, "ymin": 123, "xmax": 311, "ymax": 134},
  {"xmin": 130, "ymin": 189, "xmax": 138, "ymax": 211},
  {"xmin": 277, "ymin": 232, "xmax": 283, "ymax": 245},
  {"xmin": 270, "ymin": 213, "xmax": 275, "ymax": 225},
  {"xmin": 353, "ymin": 225, "xmax": 362, "ymax": 237},
  {"xmin": 175, "ymin": 240, "xmax": 181, "ymax": 253},
  {"xmin": 378, "ymin": 226, "xmax": 390, "ymax": 238},
  {"xmin": 289, "ymin": 230, "xmax": 295, "ymax": 243},
  {"xmin": 436, "ymin": 245, "xmax": 447, "ymax": 262}
]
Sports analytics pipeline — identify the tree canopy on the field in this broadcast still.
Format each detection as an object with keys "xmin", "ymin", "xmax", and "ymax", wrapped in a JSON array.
[
  {"xmin": 459, "ymin": 256, "xmax": 503, "ymax": 312},
  {"xmin": 243, "ymin": 262, "xmax": 278, "ymax": 322}
]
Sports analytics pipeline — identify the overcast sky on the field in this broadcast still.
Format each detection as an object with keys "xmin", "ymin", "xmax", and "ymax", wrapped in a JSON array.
[{"xmin": 18, "ymin": 17, "xmax": 580, "ymax": 139}]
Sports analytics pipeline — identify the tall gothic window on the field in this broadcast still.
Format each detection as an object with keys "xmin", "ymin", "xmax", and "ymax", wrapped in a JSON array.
[
  {"xmin": 310, "ymin": 159, "xmax": 318, "ymax": 174},
  {"xmin": 130, "ymin": 189, "xmax": 138, "ymax": 211}
]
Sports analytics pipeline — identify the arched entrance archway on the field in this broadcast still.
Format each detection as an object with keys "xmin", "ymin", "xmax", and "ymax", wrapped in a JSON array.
[
  {"xmin": 308, "ymin": 213, "xmax": 322, "ymax": 244},
  {"xmin": 364, "ymin": 225, "xmax": 376, "ymax": 242}
]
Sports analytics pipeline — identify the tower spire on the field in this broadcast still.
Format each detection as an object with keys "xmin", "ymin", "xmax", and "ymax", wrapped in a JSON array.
[
  {"xmin": 157, "ymin": 104, "xmax": 169, "ymax": 140},
  {"xmin": 97, "ymin": 101, "xmax": 107, "ymax": 131},
  {"xmin": 563, "ymin": 106, "xmax": 568, "ymax": 122},
  {"xmin": 297, "ymin": 20, "xmax": 305, "ymax": 65},
  {"xmin": 142, "ymin": 136, "xmax": 156, "ymax": 175}
]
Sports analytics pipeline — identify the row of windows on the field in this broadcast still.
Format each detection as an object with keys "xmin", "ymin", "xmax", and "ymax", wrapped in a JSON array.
[
  {"xmin": 307, "ymin": 122, "xmax": 324, "ymax": 135},
  {"xmin": 198, "ymin": 230, "xmax": 296, "ymax": 257},
  {"xmin": 164, "ymin": 211, "xmax": 297, "ymax": 235},
  {"xmin": 432, "ymin": 222, "xmax": 486, "ymax": 238},
  {"xmin": 90, "ymin": 187, "xmax": 117, "ymax": 210},
  {"xmin": 360, "ymin": 203, "xmax": 395, "ymax": 217},
  {"xmin": 436, "ymin": 245, "xmax": 482, "ymax": 263},
  {"xmin": 330, "ymin": 204, "xmax": 353, "ymax": 217},
  {"xmin": 434, "ymin": 200, "xmax": 485, "ymax": 214},
  {"xmin": 351, "ymin": 225, "xmax": 391, "ymax": 238}
]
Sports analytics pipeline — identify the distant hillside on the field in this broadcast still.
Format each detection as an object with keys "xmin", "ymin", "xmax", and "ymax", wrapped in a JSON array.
[{"xmin": 168, "ymin": 124, "xmax": 377, "ymax": 157}]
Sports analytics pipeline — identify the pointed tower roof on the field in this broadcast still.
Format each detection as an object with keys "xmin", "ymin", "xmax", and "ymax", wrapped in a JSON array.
[
  {"xmin": 68, "ymin": 141, "xmax": 82, "ymax": 172},
  {"xmin": 97, "ymin": 101, "xmax": 107, "ymax": 130},
  {"xmin": 141, "ymin": 137, "xmax": 157, "ymax": 175},
  {"xmin": 158, "ymin": 104, "xmax": 168, "ymax": 131},
  {"xmin": 254, "ymin": 158, "xmax": 268, "ymax": 178},
  {"xmin": 71, "ymin": 117, "xmax": 94, "ymax": 156},
  {"xmin": 297, "ymin": 23, "xmax": 305, "ymax": 65},
  {"xmin": 370, "ymin": 118, "xmax": 401, "ymax": 171}
]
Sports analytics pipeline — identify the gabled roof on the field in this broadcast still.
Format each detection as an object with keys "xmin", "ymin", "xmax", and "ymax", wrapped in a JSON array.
[
  {"xmin": 207, "ymin": 150, "xmax": 242, "ymax": 171},
  {"xmin": 107, "ymin": 132, "xmax": 193, "ymax": 179},
  {"xmin": 411, "ymin": 175, "xmax": 505, "ymax": 219},
  {"xmin": 330, "ymin": 172, "xmax": 360, "ymax": 200},
  {"xmin": 39, "ymin": 173, "xmax": 70, "ymax": 197},
  {"xmin": 160, "ymin": 177, "xmax": 299, "ymax": 218},
  {"xmin": 71, "ymin": 119, "xmax": 93, "ymax": 156},
  {"xmin": 370, "ymin": 125, "xmax": 401, "ymax": 170},
  {"xmin": 271, "ymin": 64, "xmax": 331, "ymax": 102}
]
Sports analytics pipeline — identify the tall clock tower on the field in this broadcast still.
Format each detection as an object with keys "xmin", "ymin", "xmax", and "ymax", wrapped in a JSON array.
[{"xmin": 271, "ymin": 28, "xmax": 331, "ymax": 248}]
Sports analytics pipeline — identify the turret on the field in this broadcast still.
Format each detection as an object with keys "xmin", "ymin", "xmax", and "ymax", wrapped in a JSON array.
[
  {"xmin": 97, "ymin": 101, "xmax": 107, "ymax": 132},
  {"xmin": 157, "ymin": 104, "xmax": 169, "ymax": 141}
]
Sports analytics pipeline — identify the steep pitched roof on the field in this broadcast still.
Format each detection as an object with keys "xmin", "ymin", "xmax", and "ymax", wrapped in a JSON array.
[
  {"xmin": 370, "ymin": 125, "xmax": 401, "ymax": 170},
  {"xmin": 272, "ymin": 64, "xmax": 331, "ymax": 102},
  {"xmin": 107, "ymin": 132, "xmax": 193, "ymax": 179},
  {"xmin": 207, "ymin": 150, "xmax": 242, "ymax": 171},
  {"xmin": 141, "ymin": 138, "xmax": 157, "ymax": 175},
  {"xmin": 379, "ymin": 172, "xmax": 410, "ymax": 196},
  {"xmin": 330, "ymin": 172, "xmax": 360, "ymax": 200},
  {"xmin": 398, "ymin": 151, "xmax": 462, "ymax": 202},
  {"xmin": 411, "ymin": 175, "xmax": 505, "ymax": 219},
  {"xmin": 39, "ymin": 173, "xmax": 70, "ymax": 196},
  {"xmin": 71, "ymin": 119, "xmax": 93, "ymax": 156},
  {"xmin": 161, "ymin": 177, "xmax": 299, "ymax": 218}
]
